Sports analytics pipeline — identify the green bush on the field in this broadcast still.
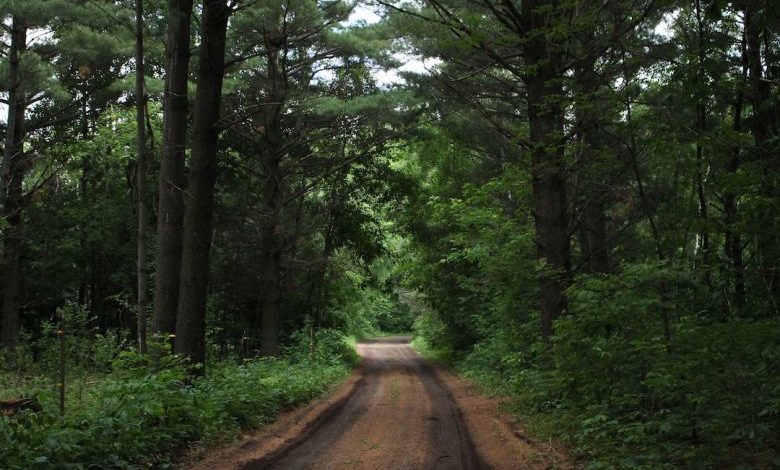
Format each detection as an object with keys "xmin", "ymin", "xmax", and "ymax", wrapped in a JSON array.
[
  {"xmin": 284, "ymin": 328, "xmax": 361, "ymax": 367},
  {"xmin": 430, "ymin": 262, "xmax": 780, "ymax": 469},
  {"xmin": 0, "ymin": 334, "xmax": 353, "ymax": 469}
]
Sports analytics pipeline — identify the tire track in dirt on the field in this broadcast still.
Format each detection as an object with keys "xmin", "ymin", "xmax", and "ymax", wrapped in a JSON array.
[
  {"xmin": 242, "ymin": 337, "xmax": 482, "ymax": 470},
  {"xmin": 187, "ymin": 337, "xmax": 574, "ymax": 470}
]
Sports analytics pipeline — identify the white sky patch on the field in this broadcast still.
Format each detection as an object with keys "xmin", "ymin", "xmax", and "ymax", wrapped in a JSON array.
[
  {"xmin": 375, "ymin": 55, "xmax": 442, "ymax": 87},
  {"xmin": 343, "ymin": 2, "xmax": 440, "ymax": 87},
  {"xmin": 347, "ymin": 4, "xmax": 382, "ymax": 25},
  {"xmin": 654, "ymin": 10, "xmax": 678, "ymax": 39}
]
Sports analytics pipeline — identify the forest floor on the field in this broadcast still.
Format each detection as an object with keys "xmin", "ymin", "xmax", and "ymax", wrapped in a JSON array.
[{"xmin": 186, "ymin": 337, "xmax": 575, "ymax": 469}]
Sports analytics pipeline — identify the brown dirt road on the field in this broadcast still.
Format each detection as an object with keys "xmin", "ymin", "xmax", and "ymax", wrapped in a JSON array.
[{"xmin": 188, "ymin": 337, "xmax": 574, "ymax": 470}]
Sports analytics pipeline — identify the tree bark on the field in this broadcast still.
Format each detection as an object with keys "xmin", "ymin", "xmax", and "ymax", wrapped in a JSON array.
[
  {"xmin": 257, "ymin": 136, "xmax": 282, "ymax": 356},
  {"xmin": 724, "ymin": 28, "xmax": 748, "ymax": 311},
  {"xmin": 745, "ymin": 2, "xmax": 779, "ymax": 300},
  {"xmin": 1, "ymin": 18, "xmax": 28, "ymax": 355},
  {"xmin": 258, "ymin": 33, "xmax": 287, "ymax": 356},
  {"xmin": 694, "ymin": 0, "xmax": 710, "ymax": 284},
  {"xmin": 521, "ymin": 0, "xmax": 571, "ymax": 341},
  {"xmin": 257, "ymin": 163, "xmax": 283, "ymax": 355},
  {"xmin": 175, "ymin": 0, "xmax": 230, "ymax": 366},
  {"xmin": 153, "ymin": 0, "xmax": 194, "ymax": 336},
  {"xmin": 135, "ymin": 0, "xmax": 149, "ymax": 353},
  {"xmin": 576, "ymin": 47, "xmax": 610, "ymax": 275}
]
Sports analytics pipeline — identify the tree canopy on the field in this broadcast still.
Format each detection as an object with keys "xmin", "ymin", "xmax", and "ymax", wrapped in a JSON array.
[{"xmin": 0, "ymin": 0, "xmax": 778, "ymax": 467}]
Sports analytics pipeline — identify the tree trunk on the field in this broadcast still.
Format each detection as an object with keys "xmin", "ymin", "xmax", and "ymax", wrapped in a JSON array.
[
  {"xmin": 522, "ymin": 1, "xmax": 571, "ymax": 341},
  {"xmin": 78, "ymin": 100, "xmax": 90, "ymax": 307},
  {"xmin": 152, "ymin": 0, "xmax": 194, "ymax": 336},
  {"xmin": 1, "ymin": 18, "xmax": 28, "ymax": 355},
  {"xmin": 694, "ymin": 0, "xmax": 710, "ymax": 285},
  {"xmin": 259, "ymin": 238, "xmax": 282, "ymax": 356},
  {"xmin": 745, "ymin": 2, "xmax": 779, "ymax": 300},
  {"xmin": 258, "ymin": 124, "xmax": 284, "ymax": 357},
  {"xmin": 175, "ymin": 0, "xmax": 230, "ymax": 366},
  {"xmin": 135, "ymin": 0, "xmax": 148, "ymax": 353},
  {"xmin": 258, "ymin": 37, "xmax": 286, "ymax": 356},
  {"xmin": 576, "ymin": 49, "xmax": 610, "ymax": 275},
  {"xmin": 724, "ymin": 29, "xmax": 748, "ymax": 311}
]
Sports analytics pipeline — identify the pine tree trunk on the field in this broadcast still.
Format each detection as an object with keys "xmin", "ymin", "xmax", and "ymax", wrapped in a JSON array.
[
  {"xmin": 175, "ymin": 0, "xmax": 230, "ymax": 366},
  {"xmin": 694, "ymin": 0, "xmax": 711, "ymax": 285},
  {"xmin": 522, "ymin": 1, "xmax": 571, "ymax": 341},
  {"xmin": 577, "ymin": 51, "xmax": 610, "ymax": 275},
  {"xmin": 152, "ymin": 0, "xmax": 194, "ymax": 336},
  {"xmin": 259, "ymin": 242, "xmax": 281, "ymax": 356},
  {"xmin": 135, "ymin": 0, "xmax": 148, "ymax": 353},
  {"xmin": 78, "ymin": 101, "xmax": 90, "ymax": 307},
  {"xmin": 258, "ymin": 125, "xmax": 283, "ymax": 356},
  {"xmin": 724, "ymin": 30, "xmax": 748, "ymax": 311},
  {"xmin": 1, "ymin": 18, "xmax": 28, "ymax": 355},
  {"xmin": 745, "ymin": 3, "xmax": 779, "ymax": 301},
  {"xmin": 258, "ymin": 41, "xmax": 285, "ymax": 356}
]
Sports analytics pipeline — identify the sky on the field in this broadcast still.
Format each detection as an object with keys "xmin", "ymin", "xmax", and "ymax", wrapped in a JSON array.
[
  {"xmin": 0, "ymin": 3, "xmax": 431, "ymax": 125},
  {"xmin": 345, "ymin": 3, "xmax": 440, "ymax": 87}
]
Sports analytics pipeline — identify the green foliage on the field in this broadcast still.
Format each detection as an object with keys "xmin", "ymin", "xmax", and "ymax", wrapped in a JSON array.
[
  {"xmin": 11, "ymin": 302, "xmax": 127, "ymax": 376},
  {"xmin": 424, "ymin": 263, "xmax": 780, "ymax": 469},
  {"xmin": 284, "ymin": 327, "xmax": 361, "ymax": 367},
  {"xmin": 322, "ymin": 248, "xmax": 417, "ymax": 338},
  {"xmin": 540, "ymin": 265, "xmax": 780, "ymax": 468},
  {"xmin": 0, "ymin": 335, "xmax": 353, "ymax": 469}
]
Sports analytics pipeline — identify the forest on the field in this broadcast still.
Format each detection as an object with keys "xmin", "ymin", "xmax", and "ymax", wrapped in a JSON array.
[{"xmin": 0, "ymin": 0, "xmax": 778, "ymax": 468}]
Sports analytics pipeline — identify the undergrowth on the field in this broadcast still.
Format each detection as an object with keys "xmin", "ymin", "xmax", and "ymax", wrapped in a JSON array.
[
  {"xmin": 0, "ymin": 327, "xmax": 353, "ymax": 469},
  {"xmin": 411, "ymin": 264, "xmax": 780, "ymax": 469}
]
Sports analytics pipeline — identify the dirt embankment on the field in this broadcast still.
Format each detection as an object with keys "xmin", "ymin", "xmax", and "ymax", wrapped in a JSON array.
[{"xmin": 188, "ymin": 338, "xmax": 575, "ymax": 470}]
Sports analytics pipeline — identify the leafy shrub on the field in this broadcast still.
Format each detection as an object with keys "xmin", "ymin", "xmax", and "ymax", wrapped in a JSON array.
[
  {"xmin": 0, "ymin": 335, "xmax": 353, "ymax": 469},
  {"xmin": 284, "ymin": 328, "xmax": 361, "ymax": 367},
  {"xmin": 413, "ymin": 261, "xmax": 780, "ymax": 468}
]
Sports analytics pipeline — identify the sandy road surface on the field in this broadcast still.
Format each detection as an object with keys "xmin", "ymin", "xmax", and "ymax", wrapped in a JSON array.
[
  {"xmin": 246, "ymin": 337, "xmax": 479, "ymax": 469},
  {"xmin": 188, "ymin": 337, "xmax": 573, "ymax": 470}
]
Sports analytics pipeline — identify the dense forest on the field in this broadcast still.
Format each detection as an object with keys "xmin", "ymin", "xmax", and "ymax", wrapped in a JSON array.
[{"xmin": 0, "ymin": 0, "xmax": 778, "ymax": 468}]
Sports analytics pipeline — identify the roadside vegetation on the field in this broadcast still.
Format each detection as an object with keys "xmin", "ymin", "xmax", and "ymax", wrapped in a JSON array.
[
  {"xmin": 1, "ymin": 1, "xmax": 779, "ymax": 469},
  {"xmin": 0, "ymin": 316, "xmax": 356, "ymax": 469}
]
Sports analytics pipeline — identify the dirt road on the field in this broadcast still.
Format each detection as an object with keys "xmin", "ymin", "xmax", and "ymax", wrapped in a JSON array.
[{"xmin": 189, "ymin": 338, "xmax": 573, "ymax": 470}]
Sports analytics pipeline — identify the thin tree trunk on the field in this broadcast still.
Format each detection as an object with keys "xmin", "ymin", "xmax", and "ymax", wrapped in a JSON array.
[
  {"xmin": 724, "ymin": 29, "xmax": 748, "ymax": 311},
  {"xmin": 258, "ymin": 132, "xmax": 283, "ymax": 356},
  {"xmin": 1, "ymin": 18, "xmax": 28, "ymax": 355},
  {"xmin": 135, "ymin": 0, "xmax": 148, "ymax": 353},
  {"xmin": 258, "ymin": 36, "xmax": 286, "ymax": 356},
  {"xmin": 78, "ymin": 99, "xmax": 90, "ymax": 306},
  {"xmin": 745, "ymin": 2, "xmax": 779, "ymax": 300},
  {"xmin": 259, "ymin": 242, "xmax": 282, "ymax": 356},
  {"xmin": 152, "ymin": 0, "xmax": 194, "ymax": 336},
  {"xmin": 694, "ymin": 0, "xmax": 710, "ymax": 285},
  {"xmin": 521, "ymin": 0, "xmax": 571, "ymax": 341},
  {"xmin": 175, "ymin": 0, "xmax": 230, "ymax": 366},
  {"xmin": 576, "ymin": 48, "xmax": 610, "ymax": 274}
]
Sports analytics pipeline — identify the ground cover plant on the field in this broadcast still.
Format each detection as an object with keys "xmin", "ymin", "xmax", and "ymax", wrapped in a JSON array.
[{"xmin": 0, "ymin": 326, "xmax": 354, "ymax": 469}]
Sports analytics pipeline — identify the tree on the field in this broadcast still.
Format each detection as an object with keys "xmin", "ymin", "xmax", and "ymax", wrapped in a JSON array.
[
  {"xmin": 744, "ymin": 0, "xmax": 779, "ymax": 302},
  {"xmin": 0, "ymin": 0, "xmax": 133, "ymax": 353},
  {"xmin": 152, "ymin": 0, "xmax": 194, "ymax": 336},
  {"xmin": 1, "ymin": 14, "xmax": 28, "ymax": 354},
  {"xmin": 174, "ymin": 0, "xmax": 231, "ymax": 366},
  {"xmin": 135, "ymin": 0, "xmax": 149, "ymax": 353}
]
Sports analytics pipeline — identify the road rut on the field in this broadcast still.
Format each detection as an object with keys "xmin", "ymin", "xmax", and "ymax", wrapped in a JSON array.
[
  {"xmin": 243, "ymin": 337, "xmax": 480, "ymax": 469},
  {"xmin": 188, "ymin": 337, "xmax": 573, "ymax": 470}
]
